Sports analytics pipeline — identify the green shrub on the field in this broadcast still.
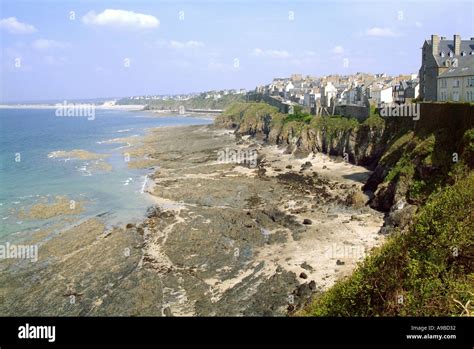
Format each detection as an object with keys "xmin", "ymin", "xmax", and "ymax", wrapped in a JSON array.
[{"xmin": 302, "ymin": 173, "xmax": 474, "ymax": 317}]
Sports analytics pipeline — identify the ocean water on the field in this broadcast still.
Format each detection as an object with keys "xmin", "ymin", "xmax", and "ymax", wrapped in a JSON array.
[{"xmin": 0, "ymin": 108, "xmax": 212, "ymax": 239}]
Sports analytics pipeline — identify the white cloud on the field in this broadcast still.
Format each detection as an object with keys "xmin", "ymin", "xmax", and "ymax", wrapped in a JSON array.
[
  {"xmin": 365, "ymin": 27, "xmax": 400, "ymax": 38},
  {"xmin": 415, "ymin": 21, "xmax": 422, "ymax": 28},
  {"xmin": 32, "ymin": 39, "xmax": 71, "ymax": 50},
  {"xmin": 0, "ymin": 17, "xmax": 37, "ymax": 34},
  {"xmin": 252, "ymin": 48, "xmax": 291, "ymax": 58},
  {"xmin": 169, "ymin": 40, "xmax": 205, "ymax": 49},
  {"xmin": 82, "ymin": 9, "xmax": 159, "ymax": 29},
  {"xmin": 333, "ymin": 46, "xmax": 344, "ymax": 55}
]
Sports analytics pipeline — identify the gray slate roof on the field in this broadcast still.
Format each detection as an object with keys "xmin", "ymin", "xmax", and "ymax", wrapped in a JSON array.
[
  {"xmin": 427, "ymin": 38, "xmax": 474, "ymax": 66},
  {"xmin": 438, "ymin": 56, "xmax": 474, "ymax": 78},
  {"xmin": 427, "ymin": 39, "xmax": 474, "ymax": 54}
]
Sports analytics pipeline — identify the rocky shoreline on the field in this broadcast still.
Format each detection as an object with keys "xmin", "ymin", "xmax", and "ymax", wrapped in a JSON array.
[{"xmin": 0, "ymin": 124, "xmax": 385, "ymax": 316}]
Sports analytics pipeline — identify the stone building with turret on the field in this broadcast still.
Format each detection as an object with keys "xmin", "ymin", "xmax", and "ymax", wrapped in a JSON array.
[{"xmin": 419, "ymin": 34, "xmax": 474, "ymax": 101}]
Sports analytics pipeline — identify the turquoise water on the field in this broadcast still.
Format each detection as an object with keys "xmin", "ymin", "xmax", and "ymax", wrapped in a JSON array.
[{"xmin": 0, "ymin": 108, "xmax": 211, "ymax": 239}]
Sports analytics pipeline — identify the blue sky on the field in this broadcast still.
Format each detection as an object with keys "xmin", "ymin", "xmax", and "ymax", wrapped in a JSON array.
[{"xmin": 1, "ymin": 0, "xmax": 473, "ymax": 102}]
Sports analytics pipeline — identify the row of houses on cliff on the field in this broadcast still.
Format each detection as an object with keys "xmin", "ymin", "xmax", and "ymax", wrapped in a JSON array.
[{"xmin": 255, "ymin": 72, "xmax": 419, "ymax": 116}]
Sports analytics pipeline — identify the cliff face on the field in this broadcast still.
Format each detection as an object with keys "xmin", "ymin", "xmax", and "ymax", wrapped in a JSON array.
[
  {"xmin": 293, "ymin": 122, "xmax": 387, "ymax": 165},
  {"xmin": 216, "ymin": 103, "xmax": 403, "ymax": 211},
  {"xmin": 216, "ymin": 103, "xmax": 397, "ymax": 167},
  {"xmin": 215, "ymin": 102, "xmax": 474, "ymax": 213}
]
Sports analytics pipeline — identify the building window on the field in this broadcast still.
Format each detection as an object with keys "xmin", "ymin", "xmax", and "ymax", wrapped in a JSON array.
[
  {"xmin": 453, "ymin": 80, "xmax": 460, "ymax": 88},
  {"xmin": 453, "ymin": 91, "xmax": 460, "ymax": 101},
  {"xmin": 468, "ymin": 78, "xmax": 474, "ymax": 87}
]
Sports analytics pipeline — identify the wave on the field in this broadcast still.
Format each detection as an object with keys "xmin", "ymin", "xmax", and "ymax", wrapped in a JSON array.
[
  {"xmin": 96, "ymin": 135, "xmax": 139, "ymax": 145},
  {"xmin": 112, "ymin": 144, "xmax": 131, "ymax": 150},
  {"xmin": 48, "ymin": 151, "xmax": 62, "ymax": 159},
  {"xmin": 140, "ymin": 175, "xmax": 148, "ymax": 194},
  {"xmin": 123, "ymin": 177, "xmax": 134, "ymax": 186},
  {"xmin": 77, "ymin": 165, "xmax": 92, "ymax": 176}
]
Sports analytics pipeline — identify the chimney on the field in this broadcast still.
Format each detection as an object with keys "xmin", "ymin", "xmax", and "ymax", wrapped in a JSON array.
[
  {"xmin": 454, "ymin": 34, "xmax": 461, "ymax": 56},
  {"xmin": 431, "ymin": 34, "xmax": 439, "ymax": 55}
]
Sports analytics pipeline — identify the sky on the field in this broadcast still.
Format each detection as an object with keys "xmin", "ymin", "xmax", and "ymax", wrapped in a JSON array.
[{"xmin": 1, "ymin": 0, "xmax": 473, "ymax": 102}]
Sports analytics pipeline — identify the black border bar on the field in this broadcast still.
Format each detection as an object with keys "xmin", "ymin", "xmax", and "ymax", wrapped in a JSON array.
[{"xmin": 0, "ymin": 316, "xmax": 472, "ymax": 348}]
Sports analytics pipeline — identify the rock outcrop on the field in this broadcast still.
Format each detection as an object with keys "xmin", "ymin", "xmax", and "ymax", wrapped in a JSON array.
[{"xmin": 216, "ymin": 102, "xmax": 474, "ymax": 215}]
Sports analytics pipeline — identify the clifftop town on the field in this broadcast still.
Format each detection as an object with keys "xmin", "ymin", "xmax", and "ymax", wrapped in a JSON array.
[{"xmin": 118, "ymin": 34, "xmax": 474, "ymax": 121}]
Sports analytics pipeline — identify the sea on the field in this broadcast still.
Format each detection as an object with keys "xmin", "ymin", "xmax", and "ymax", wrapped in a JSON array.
[{"xmin": 0, "ymin": 108, "xmax": 212, "ymax": 240}]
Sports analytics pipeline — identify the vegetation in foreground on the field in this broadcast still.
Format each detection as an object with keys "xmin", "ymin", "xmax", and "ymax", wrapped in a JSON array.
[{"xmin": 304, "ymin": 170, "xmax": 473, "ymax": 316}]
